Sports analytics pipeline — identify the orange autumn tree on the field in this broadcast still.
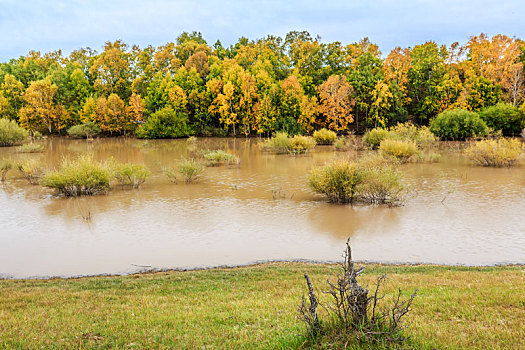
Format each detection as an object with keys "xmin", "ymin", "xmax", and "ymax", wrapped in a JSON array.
[
  {"xmin": 19, "ymin": 78, "xmax": 69, "ymax": 133},
  {"xmin": 317, "ymin": 75, "xmax": 355, "ymax": 131}
]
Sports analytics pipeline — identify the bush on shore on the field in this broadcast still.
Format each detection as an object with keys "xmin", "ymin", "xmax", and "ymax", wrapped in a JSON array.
[
  {"xmin": 363, "ymin": 123, "xmax": 436, "ymax": 149},
  {"xmin": 17, "ymin": 143, "xmax": 45, "ymax": 153},
  {"xmin": 465, "ymin": 138, "xmax": 523, "ymax": 167},
  {"xmin": 41, "ymin": 155, "xmax": 112, "ymax": 196},
  {"xmin": 430, "ymin": 109, "xmax": 488, "ymax": 140},
  {"xmin": 135, "ymin": 107, "xmax": 191, "ymax": 139},
  {"xmin": 479, "ymin": 103, "xmax": 525, "ymax": 136},
  {"xmin": 313, "ymin": 128, "xmax": 337, "ymax": 145},
  {"xmin": 0, "ymin": 119, "xmax": 28, "ymax": 146},
  {"xmin": 67, "ymin": 122, "xmax": 101, "ymax": 139}
]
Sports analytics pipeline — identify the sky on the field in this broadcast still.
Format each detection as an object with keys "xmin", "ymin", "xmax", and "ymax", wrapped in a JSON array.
[{"xmin": 1, "ymin": 0, "xmax": 524, "ymax": 61}]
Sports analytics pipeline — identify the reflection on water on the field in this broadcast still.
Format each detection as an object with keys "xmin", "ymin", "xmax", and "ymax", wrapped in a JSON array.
[{"xmin": 0, "ymin": 137, "xmax": 524, "ymax": 278}]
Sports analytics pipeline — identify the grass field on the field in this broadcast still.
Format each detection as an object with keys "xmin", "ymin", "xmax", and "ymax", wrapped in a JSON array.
[{"xmin": 0, "ymin": 263, "xmax": 523, "ymax": 349}]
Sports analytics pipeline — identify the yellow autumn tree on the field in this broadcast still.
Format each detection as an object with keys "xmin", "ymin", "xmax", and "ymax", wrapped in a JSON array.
[
  {"xmin": 317, "ymin": 75, "xmax": 355, "ymax": 131},
  {"xmin": 19, "ymin": 78, "xmax": 69, "ymax": 133}
]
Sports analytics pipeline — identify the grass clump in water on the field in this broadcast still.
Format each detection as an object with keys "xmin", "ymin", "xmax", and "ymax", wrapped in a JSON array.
[
  {"xmin": 0, "ymin": 118, "xmax": 28, "ymax": 146},
  {"xmin": 364, "ymin": 123, "xmax": 437, "ymax": 149},
  {"xmin": 465, "ymin": 138, "xmax": 523, "ymax": 167},
  {"xmin": 17, "ymin": 160, "xmax": 44, "ymax": 185},
  {"xmin": 17, "ymin": 143, "xmax": 45, "ymax": 153},
  {"xmin": 41, "ymin": 155, "xmax": 111, "ymax": 196},
  {"xmin": 262, "ymin": 132, "xmax": 316, "ymax": 154},
  {"xmin": 201, "ymin": 149, "xmax": 239, "ymax": 167},
  {"xmin": 308, "ymin": 156, "xmax": 405, "ymax": 205},
  {"xmin": 113, "ymin": 163, "xmax": 150, "ymax": 188},
  {"xmin": 313, "ymin": 128, "xmax": 337, "ymax": 145},
  {"xmin": 379, "ymin": 139, "xmax": 418, "ymax": 163},
  {"xmin": 0, "ymin": 159, "xmax": 13, "ymax": 181},
  {"xmin": 164, "ymin": 159, "xmax": 204, "ymax": 183}
]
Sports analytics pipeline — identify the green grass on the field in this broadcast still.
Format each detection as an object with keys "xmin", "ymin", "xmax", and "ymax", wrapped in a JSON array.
[{"xmin": 0, "ymin": 263, "xmax": 523, "ymax": 349}]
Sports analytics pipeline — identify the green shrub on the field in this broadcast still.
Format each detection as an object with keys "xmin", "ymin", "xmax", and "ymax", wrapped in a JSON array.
[
  {"xmin": 261, "ymin": 132, "xmax": 316, "ymax": 154},
  {"xmin": 0, "ymin": 119, "xmax": 28, "ymax": 146},
  {"xmin": 308, "ymin": 157, "xmax": 405, "ymax": 205},
  {"xmin": 41, "ymin": 155, "xmax": 112, "ymax": 196},
  {"xmin": 17, "ymin": 143, "xmax": 45, "ymax": 153},
  {"xmin": 164, "ymin": 159, "xmax": 204, "ymax": 183},
  {"xmin": 379, "ymin": 139, "xmax": 418, "ymax": 162},
  {"xmin": 465, "ymin": 138, "xmax": 523, "ymax": 167},
  {"xmin": 113, "ymin": 163, "xmax": 150, "ymax": 188},
  {"xmin": 430, "ymin": 109, "xmax": 488, "ymax": 140},
  {"xmin": 136, "ymin": 107, "xmax": 191, "ymax": 139},
  {"xmin": 17, "ymin": 160, "xmax": 44, "ymax": 185},
  {"xmin": 357, "ymin": 166, "xmax": 404, "ymax": 205},
  {"xmin": 308, "ymin": 161, "xmax": 362, "ymax": 203},
  {"xmin": 201, "ymin": 150, "xmax": 239, "ymax": 166},
  {"xmin": 479, "ymin": 103, "xmax": 525, "ymax": 136},
  {"xmin": 186, "ymin": 136, "xmax": 197, "ymax": 143},
  {"xmin": 0, "ymin": 159, "xmax": 13, "ymax": 181},
  {"xmin": 313, "ymin": 128, "xmax": 337, "ymax": 145},
  {"xmin": 67, "ymin": 122, "xmax": 101, "ymax": 138},
  {"xmin": 363, "ymin": 128, "xmax": 390, "ymax": 149},
  {"xmin": 289, "ymin": 135, "xmax": 316, "ymax": 154}
]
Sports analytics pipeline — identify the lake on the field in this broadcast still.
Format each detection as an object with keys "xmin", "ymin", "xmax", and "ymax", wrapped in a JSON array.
[{"xmin": 1, "ymin": 137, "xmax": 524, "ymax": 278}]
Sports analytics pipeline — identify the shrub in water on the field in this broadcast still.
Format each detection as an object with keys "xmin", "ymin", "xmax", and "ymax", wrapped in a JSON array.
[
  {"xmin": 173, "ymin": 159, "xmax": 204, "ymax": 183},
  {"xmin": 363, "ymin": 128, "xmax": 390, "ymax": 149},
  {"xmin": 479, "ymin": 103, "xmax": 525, "ymax": 137},
  {"xmin": 313, "ymin": 128, "xmax": 337, "ymax": 145},
  {"xmin": 0, "ymin": 159, "xmax": 13, "ymax": 181},
  {"xmin": 465, "ymin": 138, "xmax": 523, "ymax": 167},
  {"xmin": 135, "ymin": 106, "xmax": 191, "ymax": 139},
  {"xmin": 41, "ymin": 155, "xmax": 111, "ymax": 196},
  {"xmin": 17, "ymin": 160, "xmax": 44, "ymax": 185},
  {"xmin": 262, "ymin": 132, "xmax": 316, "ymax": 154},
  {"xmin": 201, "ymin": 149, "xmax": 239, "ymax": 167},
  {"xmin": 113, "ymin": 163, "xmax": 150, "ymax": 188},
  {"xmin": 357, "ymin": 166, "xmax": 405, "ymax": 205},
  {"xmin": 308, "ymin": 161, "xmax": 363, "ymax": 203},
  {"xmin": 430, "ymin": 109, "xmax": 488, "ymax": 140},
  {"xmin": 67, "ymin": 122, "xmax": 101, "ymax": 138},
  {"xmin": 289, "ymin": 135, "xmax": 317, "ymax": 154},
  {"xmin": 17, "ymin": 143, "xmax": 45, "ymax": 153},
  {"xmin": 0, "ymin": 118, "xmax": 28, "ymax": 146},
  {"xmin": 379, "ymin": 139, "xmax": 418, "ymax": 162}
]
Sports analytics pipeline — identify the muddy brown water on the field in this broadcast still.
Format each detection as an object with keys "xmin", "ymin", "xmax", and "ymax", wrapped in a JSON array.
[{"xmin": 0, "ymin": 137, "xmax": 524, "ymax": 278}]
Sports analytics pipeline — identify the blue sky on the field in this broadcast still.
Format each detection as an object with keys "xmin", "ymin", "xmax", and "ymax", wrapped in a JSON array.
[{"xmin": 1, "ymin": 0, "xmax": 524, "ymax": 61}]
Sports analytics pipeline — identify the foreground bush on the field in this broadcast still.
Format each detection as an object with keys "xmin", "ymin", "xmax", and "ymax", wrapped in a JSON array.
[
  {"xmin": 136, "ymin": 107, "xmax": 191, "ymax": 139},
  {"xmin": 430, "ymin": 109, "xmax": 488, "ymax": 140},
  {"xmin": 465, "ymin": 138, "xmax": 523, "ymax": 167},
  {"xmin": 67, "ymin": 122, "xmax": 101, "ymax": 138},
  {"xmin": 313, "ymin": 128, "xmax": 337, "ymax": 145},
  {"xmin": 299, "ymin": 241, "xmax": 417, "ymax": 346},
  {"xmin": 113, "ymin": 163, "xmax": 150, "ymax": 188},
  {"xmin": 201, "ymin": 150, "xmax": 239, "ymax": 166},
  {"xmin": 308, "ymin": 157, "xmax": 405, "ymax": 205},
  {"xmin": 262, "ymin": 132, "xmax": 316, "ymax": 154},
  {"xmin": 17, "ymin": 143, "xmax": 45, "ymax": 153},
  {"xmin": 379, "ymin": 139, "xmax": 418, "ymax": 162},
  {"xmin": 0, "ymin": 119, "xmax": 28, "ymax": 146},
  {"xmin": 41, "ymin": 155, "xmax": 111, "ymax": 196},
  {"xmin": 479, "ymin": 103, "xmax": 525, "ymax": 136},
  {"xmin": 17, "ymin": 160, "xmax": 44, "ymax": 185}
]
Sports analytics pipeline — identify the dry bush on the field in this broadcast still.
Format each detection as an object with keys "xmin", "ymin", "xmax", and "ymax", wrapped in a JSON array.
[
  {"xmin": 465, "ymin": 138, "xmax": 523, "ymax": 167},
  {"xmin": 299, "ymin": 240, "xmax": 417, "ymax": 346}
]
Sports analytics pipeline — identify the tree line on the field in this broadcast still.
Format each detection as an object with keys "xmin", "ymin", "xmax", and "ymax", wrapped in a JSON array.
[{"xmin": 0, "ymin": 31, "xmax": 524, "ymax": 137}]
